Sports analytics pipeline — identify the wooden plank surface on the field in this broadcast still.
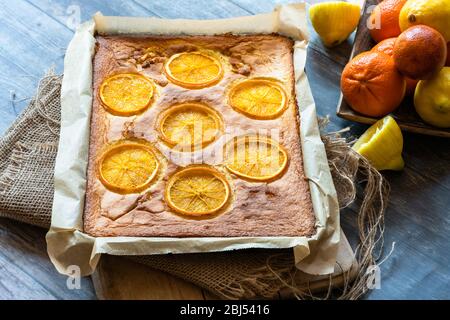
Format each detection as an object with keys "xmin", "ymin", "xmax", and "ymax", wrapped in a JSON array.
[
  {"xmin": 0, "ymin": 0, "xmax": 449, "ymax": 300},
  {"xmin": 92, "ymin": 255, "xmax": 211, "ymax": 300},
  {"xmin": 91, "ymin": 230, "xmax": 358, "ymax": 300},
  {"xmin": 0, "ymin": 218, "xmax": 95, "ymax": 299}
]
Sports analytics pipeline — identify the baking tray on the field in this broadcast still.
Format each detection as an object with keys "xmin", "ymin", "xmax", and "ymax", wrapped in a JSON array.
[{"xmin": 47, "ymin": 5, "xmax": 340, "ymax": 277}]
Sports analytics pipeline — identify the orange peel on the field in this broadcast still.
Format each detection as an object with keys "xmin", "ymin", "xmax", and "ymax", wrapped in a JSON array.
[
  {"xmin": 164, "ymin": 52, "xmax": 223, "ymax": 89},
  {"xmin": 99, "ymin": 73, "xmax": 155, "ymax": 116},
  {"xmin": 98, "ymin": 142, "xmax": 159, "ymax": 194},
  {"xmin": 165, "ymin": 166, "xmax": 230, "ymax": 216}
]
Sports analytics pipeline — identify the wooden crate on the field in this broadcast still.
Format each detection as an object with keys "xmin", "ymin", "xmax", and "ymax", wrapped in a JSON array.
[{"xmin": 337, "ymin": 0, "xmax": 450, "ymax": 138}]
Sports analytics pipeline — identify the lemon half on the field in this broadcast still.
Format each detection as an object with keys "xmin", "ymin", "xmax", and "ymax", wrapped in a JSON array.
[
  {"xmin": 309, "ymin": 1, "xmax": 361, "ymax": 47},
  {"xmin": 353, "ymin": 116, "xmax": 405, "ymax": 171}
]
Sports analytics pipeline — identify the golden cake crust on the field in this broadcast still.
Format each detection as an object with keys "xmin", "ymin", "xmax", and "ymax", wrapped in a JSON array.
[{"xmin": 84, "ymin": 34, "xmax": 316, "ymax": 237}]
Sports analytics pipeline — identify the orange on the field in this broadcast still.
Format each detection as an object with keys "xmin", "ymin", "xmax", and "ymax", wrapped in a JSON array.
[
  {"xmin": 158, "ymin": 103, "xmax": 222, "ymax": 150},
  {"xmin": 165, "ymin": 166, "xmax": 230, "ymax": 216},
  {"xmin": 393, "ymin": 25, "xmax": 447, "ymax": 80},
  {"xmin": 341, "ymin": 51, "xmax": 406, "ymax": 117},
  {"xmin": 223, "ymin": 135, "xmax": 288, "ymax": 182},
  {"xmin": 228, "ymin": 78, "xmax": 287, "ymax": 120},
  {"xmin": 99, "ymin": 142, "xmax": 159, "ymax": 194},
  {"xmin": 99, "ymin": 73, "xmax": 154, "ymax": 116},
  {"xmin": 371, "ymin": 37, "xmax": 418, "ymax": 95},
  {"xmin": 369, "ymin": 0, "xmax": 407, "ymax": 43},
  {"xmin": 371, "ymin": 37, "xmax": 397, "ymax": 56},
  {"xmin": 164, "ymin": 52, "xmax": 223, "ymax": 89}
]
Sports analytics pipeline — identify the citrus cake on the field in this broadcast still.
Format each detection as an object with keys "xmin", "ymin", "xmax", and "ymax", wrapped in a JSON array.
[{"xmin": 84, "ymin": 34, "xmax": 316, "ymax": 237}]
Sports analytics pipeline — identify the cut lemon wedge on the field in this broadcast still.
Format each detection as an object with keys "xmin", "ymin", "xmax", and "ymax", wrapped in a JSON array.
[
  {"xmin": 99, "ymin": 142, "xmax": 159, "ymax": 194},
  {"xmin": 165, "ymin": 166, "xmax": 230, "ymax": 216},
  {"xmin": 99, "ymin": 73, "xmax": 154, "ymax": 116},
  {"xmin": 353, "ymin": 116, "xmax": 405, "ymax": 171},
  {"xmin": 158, "ymin": 103, "xmax": 222, "ymax": 150},
  {"xmin": 224, "ymin": 135, "xmax": 288, "ymax": 181},
  {"xmin": 228, "ymin": 79, "xmax": 287, "ymax": 119},
  {"xmin": 164, "ymin": 52, "xmax": 223, "ymax": 89},
  {"xmin": 309, "ymin": 1, "xmax": 361, "ymax": 47}
]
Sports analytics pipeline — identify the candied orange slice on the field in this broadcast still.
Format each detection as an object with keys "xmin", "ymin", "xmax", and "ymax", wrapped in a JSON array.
[
  {"xmin": 228, "ymin": 79, "xmax": 287, "ymax": 119},
  {"xmin": 165, "ymin": 166, "xmax": 230, "ymax": 216},
  {"xmin": 99, "ymin": 73, "xmax": 154, "ymax": 116},
  {"xmin": 224, "ymin": 135, "xmax": 288, "ymax": 181},
  {"xmin": 164, "ymin": 52, "xmax": 223, "ymax": 89},
  {"xmin": 99, "ymin": 142, "xmax": 159, "ymax": 194},
  {"xmin": 158, "ymin": 103, "xmax": 222, "ymax": 150}
]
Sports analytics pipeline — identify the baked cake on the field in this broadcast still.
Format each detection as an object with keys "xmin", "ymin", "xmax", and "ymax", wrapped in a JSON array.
[{"xmin": 84, "ymin": 34, "xmax": 316, "ymax": 237}]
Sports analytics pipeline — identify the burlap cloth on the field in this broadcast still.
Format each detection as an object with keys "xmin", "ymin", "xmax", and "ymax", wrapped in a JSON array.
[{"xmin": 0, "ymin": 72, "xmax": 389, "ymax": 299}]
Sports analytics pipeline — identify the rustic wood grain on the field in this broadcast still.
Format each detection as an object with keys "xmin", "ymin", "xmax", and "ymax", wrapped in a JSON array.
[
  {"xmin": 91, "ymin": 230, "xmax": 358, "ymax": 300},
  {"xmin": 0, "ymin": 218, "xmax": 96, "ymax": 299},
  {"xmin": 92, "ymin": 255, "xmax": 211, "ymax": 300},
  {"xmin": 0, "ymin": 0, "xmax": 449, "ymax": 300}
]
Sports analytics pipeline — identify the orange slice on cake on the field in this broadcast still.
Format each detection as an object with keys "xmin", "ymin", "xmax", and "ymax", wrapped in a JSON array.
[
  {"xmin": 158, "ymin": 103, "xmax": 222, "ymax": 150},
  {"xmin": 164, "ymin": 52, "xmax": 223, "ymax": 89},
  {"xmin": 165, "ymin": 166, "xmax": 230, "ymax": 216},
  {"xmin": 224, "ymin": 135, "xmax": 288, "ymax": 181},
  {"xmin": 99, "ymin": 73, "xmax": 155, "ymax": 116},
  {"xmin": 228, "ymin": 78, "xmax": 287, "ymax": 120},
  {"xmin": 98, "ymin": 142, "xmax": 159, "ymax": 194}
]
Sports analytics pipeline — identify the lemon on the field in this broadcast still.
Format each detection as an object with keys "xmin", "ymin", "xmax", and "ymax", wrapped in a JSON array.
[
  {"xmin": 414, "ymin": 67, "xmax": 450, "ymax": 128},
  {"xmin": 399, "ymin": 0, "xmax": 450, "ymax": 42},
  {"xmin": 353, "ymin": 116, "xmax": 405, "ymax": 171},
  {"xmin": 309, "ymin": 1, "xmax": 361, "ymax": 47}
]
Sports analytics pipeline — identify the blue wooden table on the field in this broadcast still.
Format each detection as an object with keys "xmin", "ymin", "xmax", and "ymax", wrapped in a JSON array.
[{"xmin": 0, "ymin": 0, "xmax": 449, "ymax": 300}]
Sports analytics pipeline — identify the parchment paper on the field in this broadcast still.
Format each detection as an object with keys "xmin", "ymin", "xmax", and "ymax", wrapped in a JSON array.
[{"xmin": 47, "ymin": 3, "xmax": 340, "ymax": 277}]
